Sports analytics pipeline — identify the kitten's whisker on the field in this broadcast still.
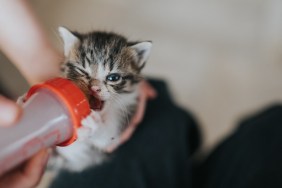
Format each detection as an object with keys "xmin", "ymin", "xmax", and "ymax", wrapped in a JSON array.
[
  {"xmin": 110, "ymin": 95, "xmax": 130, "ymax": 126},
  {"xmin": 115, "ymin": 96, "xmax": 131, "ymax": 126}
]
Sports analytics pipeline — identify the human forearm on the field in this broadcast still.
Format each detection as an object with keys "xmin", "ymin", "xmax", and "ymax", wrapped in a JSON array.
[{"xmin": 0, "ymin": 0, "xmax": 62, "ymax": 84}]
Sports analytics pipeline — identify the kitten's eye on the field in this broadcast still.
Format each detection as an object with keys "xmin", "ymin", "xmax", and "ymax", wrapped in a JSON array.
[{"xmin": 106, "ymin": 73, "xmax": 121, "ymax": 82}]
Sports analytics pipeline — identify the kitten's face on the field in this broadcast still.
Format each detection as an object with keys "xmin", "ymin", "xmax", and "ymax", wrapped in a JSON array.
[{"xmin": 59, "ymin": 27, "xmax": 152, "ymax": 110}]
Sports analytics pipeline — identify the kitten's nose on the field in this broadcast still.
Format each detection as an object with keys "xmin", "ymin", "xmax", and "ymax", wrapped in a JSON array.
[{"xmin": 91, "ymin": 86, "xmax": 101, "ymax": 93}]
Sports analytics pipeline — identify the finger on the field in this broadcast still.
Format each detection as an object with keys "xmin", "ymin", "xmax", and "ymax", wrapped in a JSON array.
[
  {"xmin": 105, "ymin": 142, "xmax": 118, "ymax": 153},
  {"xmin": 119, "ymin": 123, "xmax": 137, "ymax": 144},
  {"xmin": 142, "ymin": 81, "xmax": 157, "ymax": 99},
  {"xmin": 21, "ymin": 149, "xmax": 49, "ymax": 188},
  {"xmin": 0, "ymin": 149, "xmax": 49, "ymax": 188},
  {"xmin": 0, "ymin": 95, "xmax": 22, "ymax": 127},
  {"xmin": 130, "ymin": 81, "xmax": 156, "ymax": 126},
  {"xmin": 119, "ymin": 92, "xmax": 149, "ymax": 143},
  {"xmin": 131, "ymin": 89, "xmax": 147, "ymax": 126}
]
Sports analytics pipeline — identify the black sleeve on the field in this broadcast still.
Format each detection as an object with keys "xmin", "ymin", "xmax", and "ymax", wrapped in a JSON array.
[{"xmin": 194, "ymin": 105, "xmax": 282, "ymax": 188}]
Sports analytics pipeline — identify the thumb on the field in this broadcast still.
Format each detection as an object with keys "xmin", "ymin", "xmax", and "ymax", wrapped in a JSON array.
[{"xmin": 0, "ymin": 95, "xmax": 21, "ymax": 126}]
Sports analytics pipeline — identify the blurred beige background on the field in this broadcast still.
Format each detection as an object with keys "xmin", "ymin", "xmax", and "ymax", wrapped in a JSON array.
[{"xmin": 1, "ymin": 0, "xmax": 282, "ymax": 154}]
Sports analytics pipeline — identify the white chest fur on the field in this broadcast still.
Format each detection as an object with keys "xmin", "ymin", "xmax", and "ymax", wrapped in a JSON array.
[{"xmin": 55, "ymin": 89, "xmax": 138, "ymax": 172}]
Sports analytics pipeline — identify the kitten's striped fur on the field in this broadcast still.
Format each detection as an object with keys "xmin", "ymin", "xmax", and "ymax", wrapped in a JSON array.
[{"xmin": 53, "ymin": 27, "xmax": 152, "ymax": 172}]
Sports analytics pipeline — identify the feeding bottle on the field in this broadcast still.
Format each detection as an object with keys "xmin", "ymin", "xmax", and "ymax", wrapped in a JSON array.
[{"xmin": 0, "ymin": 77, "xmax": 90, "ymax": 176}]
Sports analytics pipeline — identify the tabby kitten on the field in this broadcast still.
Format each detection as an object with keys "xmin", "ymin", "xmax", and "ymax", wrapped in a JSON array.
[{"xmin": 53, "ymin": 27, "xmax": 152, "ymax": 172}]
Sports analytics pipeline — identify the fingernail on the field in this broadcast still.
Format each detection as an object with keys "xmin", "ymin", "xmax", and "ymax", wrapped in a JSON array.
[{"xmin": 0, "ymin": 97, "xmax": 21, "ymax": 126}]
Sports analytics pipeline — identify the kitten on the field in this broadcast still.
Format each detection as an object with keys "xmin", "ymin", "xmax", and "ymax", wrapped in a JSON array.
[{"xmin": 50, "ymin": 27, "xmax": 152, "ymax": 172}]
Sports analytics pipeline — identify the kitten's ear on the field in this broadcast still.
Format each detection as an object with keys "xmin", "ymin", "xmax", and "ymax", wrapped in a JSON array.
[
  {"xmin": 129, "ymin": 41, "xmax": 152, "ymax": 69},
  {"xmin": 58, "ymin": 26, "xmax": 80, "ymax": 56}
]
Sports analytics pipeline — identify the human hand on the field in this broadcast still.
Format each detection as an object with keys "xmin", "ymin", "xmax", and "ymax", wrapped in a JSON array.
[
  {"xmin": 0, "ymin": 95, "xmax": 49, "ymax": 188},
  {"xmin": 0, "ymin": 150, "xmax": 49, "ymax": 188},
  {"xmin": 0, "ymin": 95, "xmax": 22, "ymax": 126},
  {"xmin": 106, "ymin": 81, "xmax": 157, "ymax": 152}
]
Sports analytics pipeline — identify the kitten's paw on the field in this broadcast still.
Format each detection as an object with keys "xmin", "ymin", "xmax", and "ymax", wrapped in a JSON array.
[
  {"xmin": 81, "ymin": 110, "xmax": 102, "ymax": 126},
  {"xmin": 17, "ymin": 93, "xmax": 27, "ymax": 106},
  {"xmin": 89, "ymin": 110, "xmax": 103, "ymax": 122},
  {"xmin": 79, "ymin": 110, "xmax": 101, "ymax": 140},
  {"xmin": 77, "ymin": 126, "xmax": 94, "ymax": 141}
]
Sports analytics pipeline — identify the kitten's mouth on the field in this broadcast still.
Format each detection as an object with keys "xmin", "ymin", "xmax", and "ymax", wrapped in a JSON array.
[{"xmin": 89, "ymin": 95, "xmax": 105, "ymax": 111}]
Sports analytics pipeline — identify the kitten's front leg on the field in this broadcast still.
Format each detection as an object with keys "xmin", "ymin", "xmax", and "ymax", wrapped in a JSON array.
[
  {"xmin": 80, "ymin": 110, "xmax": 118, "ymax": 150},
  {"xmin": 79, "ymin": 110, "xmax": 102, "ymax": 141}
]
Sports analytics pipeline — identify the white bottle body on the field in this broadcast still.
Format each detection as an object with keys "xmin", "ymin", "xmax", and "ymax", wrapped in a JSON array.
[{"xmin": 0, "ymin": 89, "xmax": 73, "ymax": 176}]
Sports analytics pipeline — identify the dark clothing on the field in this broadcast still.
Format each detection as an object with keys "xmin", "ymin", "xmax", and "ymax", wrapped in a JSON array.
[
  {"xmin": 50, "ymin": 80, "xmax": 282, "ymax": 188},
  {"xmin": 195, "ymin": 105, "xmax": 282, "ymax": 188}
]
